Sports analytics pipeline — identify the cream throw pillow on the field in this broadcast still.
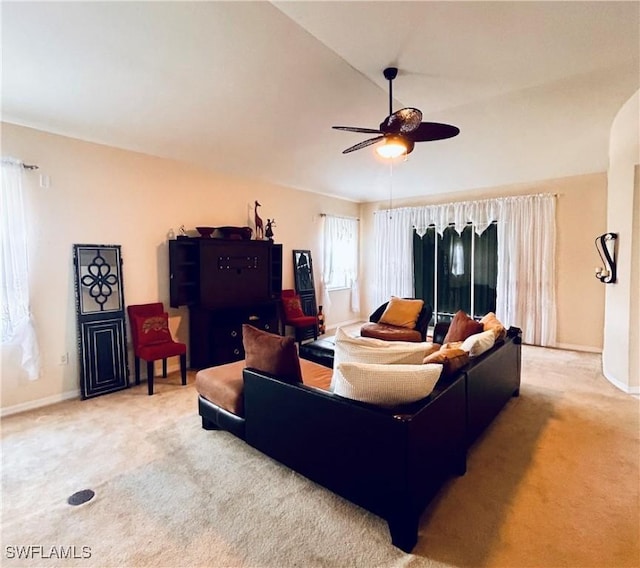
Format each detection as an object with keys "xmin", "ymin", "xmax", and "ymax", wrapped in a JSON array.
[
  {"xmin": 378, "ymin": 297, "xmax": 424, "ymax": 329},
  {"xmin": 461, "ymin": 330, "xmax": 496, "ymax": 357},
  {"xmin": 330, "ymin": 328, "xmax": 432, "ymax": 391},
  {"xmin": 333, "ymin": 362, "xmax": 442, "ymax": 406}
]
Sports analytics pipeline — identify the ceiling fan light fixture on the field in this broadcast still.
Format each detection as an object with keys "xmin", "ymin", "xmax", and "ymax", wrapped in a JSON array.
[
  {"xmin": 376, "ymin": 136, "xmax": 409, "ymax": 159},
  {"xmin": 333, "ymin": 66, "xmax": 459, "ymax": 156}
]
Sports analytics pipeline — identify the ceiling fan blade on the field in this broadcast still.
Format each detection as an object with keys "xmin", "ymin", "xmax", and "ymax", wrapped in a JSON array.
[
  {"xmin": 380, "ymin": 108, "xmax": 423, "ymax": 134},
  {"xmin": 332, "ymin": 126, "xmax": 383, "ymax": 134},
  {"xmin": 408, "ymin": 122, "xmax": 460, "ymax": 142},
  {"xmin": 342, "ymin": 136, "xmax": 385, "ymax": 154}
]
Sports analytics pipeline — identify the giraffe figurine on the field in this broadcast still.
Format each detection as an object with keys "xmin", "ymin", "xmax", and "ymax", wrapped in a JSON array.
[{"xmin": 254, "ymin": 200, "xmax": 264, "ymax": 240}]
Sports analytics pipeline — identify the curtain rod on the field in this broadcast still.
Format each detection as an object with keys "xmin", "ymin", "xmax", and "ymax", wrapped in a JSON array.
[
  {"xmin": 320, "ymin": 213, "xmax": 360, "ymax": 221},
  {"xmin": 1, "ymin": 158, "xmax": 40, "ymax": 170},
  {"xmin": 374, "ymin": 191, "xmax": 560, "ymax": 215}
]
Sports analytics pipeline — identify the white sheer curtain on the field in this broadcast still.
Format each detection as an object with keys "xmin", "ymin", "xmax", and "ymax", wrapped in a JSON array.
[
  {"xmin": 1, "ymin": 158, "xmax": 40, "ymax": 379},
  {"xmin": 321, "ymin": 215, "xmax": 360, "ymax": 314},
  {"xmin": 373, "ymin": 193, "xmax": 557, "ymax": 346},
  {"xmin": 496, "ymin": 194, "xmax": 556, "ymax": 346},
  {"xmin": 373, "ymin": 209, "xmax": 414, "ymax": 305}
]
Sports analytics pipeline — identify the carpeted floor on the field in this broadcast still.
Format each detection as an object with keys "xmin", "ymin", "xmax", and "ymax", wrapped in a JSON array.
[{"xmin": 1, "ymin": 345, "xmax": 639, "ymax": 568}]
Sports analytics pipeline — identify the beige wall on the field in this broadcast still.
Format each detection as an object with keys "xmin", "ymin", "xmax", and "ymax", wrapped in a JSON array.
[
  {"xmin": 360, "ymin": 173, "xmax": 608, "ymax": 351},
  {"xmin": 603, "ymin": 90, "xmax": 639, "ymax": 394},
  {"xmin": 0, "ymin": 120, "xmax": 614, "ymax": 413},
  {"xmin": 1, "ymin": 123, "xmax": 359, "ymax": 413}
]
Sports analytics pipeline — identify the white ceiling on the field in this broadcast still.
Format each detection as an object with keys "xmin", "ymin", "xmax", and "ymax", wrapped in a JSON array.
[{"xmin": 2, "ymin": 1, "xmax": 638, "ymax": 203}]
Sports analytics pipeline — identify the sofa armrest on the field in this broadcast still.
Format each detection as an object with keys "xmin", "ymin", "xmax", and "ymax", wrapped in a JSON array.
[
  {"xmin": 415, "ymin": 304, "xmax": 433, "ymax": 341},
  {"xmin": 433, "ymin": 321, "xmax": 450, "ymax": 344},
  {"xmin": 369, "ymin": 302, "xmax": 388, "ymax": 323}
]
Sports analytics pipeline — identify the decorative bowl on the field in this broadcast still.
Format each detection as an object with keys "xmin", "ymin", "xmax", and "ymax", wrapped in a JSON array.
[
  {"xmin": 216, "ymin": 226, "xmax": 253, "ymax": 240},
  {"xmin": 195, "ymin": 226, "xmax": 215, "ymax": 238}
]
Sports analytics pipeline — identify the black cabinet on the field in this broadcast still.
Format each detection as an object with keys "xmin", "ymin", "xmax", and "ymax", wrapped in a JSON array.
[
  {"xmin": 169, "ymin": 239, "xmax": 199, "ymax": 307},
  {"xmin": 169, "ymin": 239, "xmax": 283, "ymax": 368},
  {"xmin": 188, "ymin": 302, "xmax": 279, "ymax": 369}
]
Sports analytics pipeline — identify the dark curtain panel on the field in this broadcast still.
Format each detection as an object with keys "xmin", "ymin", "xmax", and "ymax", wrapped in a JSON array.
[
  {"xmin": 438, "ymin": 226, "xmax": 471, "ymax": 318},
  {"xmin": 413, "ymin": 223, "xmax": 497, "ymax": 324},
  {"xmin": 413, "ymin": 228, "xmax": 435, "ymax": 325},
  {"xmin": 473, "ymin": 223, "xmax": 498, "ymax": 317}
]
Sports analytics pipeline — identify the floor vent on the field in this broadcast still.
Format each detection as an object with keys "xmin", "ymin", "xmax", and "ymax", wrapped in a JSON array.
[{"xmin": 67, "ymin": 489, "xmax": 95, "ymax": 506}]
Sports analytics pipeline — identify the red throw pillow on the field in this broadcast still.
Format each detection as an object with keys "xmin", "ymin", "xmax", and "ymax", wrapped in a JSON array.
[
  {"xmin": 242, "ymin": 324, "xmax": 302, "ymax": 384},
  {"xmin": 443, "ymin": 310, "xmax": 483, "ymax": 343},
  {"xmin": 135, "ymin": 313, "xmax": 171, "ymax": 346},
  {"xmin": 283, "ymin": 296, "xmax": 305, "ymax": 319}
]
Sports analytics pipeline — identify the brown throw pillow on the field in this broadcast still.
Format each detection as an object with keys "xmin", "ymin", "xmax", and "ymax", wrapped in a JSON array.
[
  {"xmin": 379, "ymin": 297, "xmax": 424, "ymax": 330},
  {"xmin": 423, "ymin": 347, "xmax": 470, "ymax": 377},
  {"xmin": 443, "ymin": 310, "xmax": 483, "ymax": 343},
  {"xmin": 480, "ymin": 312, "xmax": 507, "ymax": 341},
  {"xmin": 242, "ymin": 325, "xmax": 302, "ymax": 384}
]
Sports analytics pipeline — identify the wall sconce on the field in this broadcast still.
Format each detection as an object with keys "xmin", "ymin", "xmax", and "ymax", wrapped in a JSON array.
[{"xmin": 595, "ymin": 232, "xmax": 618, "ymax": 284}]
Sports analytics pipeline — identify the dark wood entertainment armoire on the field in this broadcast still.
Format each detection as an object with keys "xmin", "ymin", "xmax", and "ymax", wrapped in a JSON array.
[{"xmin": 169, "ymin": 238, "xmax": 282, "ymax": 369}]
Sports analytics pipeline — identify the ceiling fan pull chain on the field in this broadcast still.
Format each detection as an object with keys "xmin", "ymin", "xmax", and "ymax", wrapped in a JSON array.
[{"xmin": 388, "ymin": 161, "xmax": 394, "ymax": 216}]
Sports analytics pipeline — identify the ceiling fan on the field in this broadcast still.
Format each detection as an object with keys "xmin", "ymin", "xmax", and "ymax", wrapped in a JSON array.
[{"xmin": 333, "ymin": 67, "xmax": 460, "ymax": 158}]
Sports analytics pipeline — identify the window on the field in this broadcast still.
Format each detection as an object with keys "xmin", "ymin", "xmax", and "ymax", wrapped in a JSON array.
[
  {"xmin": 413, "ymin": 222, "xmax": 497, "ymax": 323},
  {"xmin": 374, "ymin": 193, "xmax": 556, "ymax": 346},
  {"xmin": 1, "ymin": 158, "xmax": 40, "ymax": 378},
  {"xmin": 321, "ymin": 215, "xmax": 359, "ymax": 313},
  {"xmin": 322, "ymin": 216, "xmax": 359, "ymax": 290}
]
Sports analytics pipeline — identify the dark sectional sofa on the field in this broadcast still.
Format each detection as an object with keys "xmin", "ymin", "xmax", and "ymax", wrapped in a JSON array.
[{"xmin": 198, "ymin": 323, "xmax": 522, "ymax": 552}]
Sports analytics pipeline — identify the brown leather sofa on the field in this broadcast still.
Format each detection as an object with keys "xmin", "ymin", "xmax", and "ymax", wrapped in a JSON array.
[{"xmin": 197, "ymin": 324, "xmax": 522, "ymax": 552}]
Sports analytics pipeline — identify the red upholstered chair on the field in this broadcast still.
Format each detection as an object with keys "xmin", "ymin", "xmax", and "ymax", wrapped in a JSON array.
[
  {"xmin": 280, "ymin": 289, "xmax": 318, "ymax": 345},
  {"xmin": 127, "ymin": 303, "xmax": 187, "ymax": 395}
]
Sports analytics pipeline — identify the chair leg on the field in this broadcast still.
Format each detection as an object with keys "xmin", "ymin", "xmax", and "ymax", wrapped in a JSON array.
[
  {"xmin": 162, "ymin": 358, "xmax": 168, "ymax": 378},
  {"xmin": 147, "ymin": 361, "xmax": 154, "ymax": 395},
  {"xmin": 134, "ymin": 357, "xmax": 141, "ymax": 385},
  {"xmin": 180, "ymin": 353, "xmax": 187, "ymax": 386}
]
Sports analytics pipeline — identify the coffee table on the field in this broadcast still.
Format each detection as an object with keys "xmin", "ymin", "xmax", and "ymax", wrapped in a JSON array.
[{"xmin": 299, "ymin": 336, "xmax": 335, "ymax": 368}]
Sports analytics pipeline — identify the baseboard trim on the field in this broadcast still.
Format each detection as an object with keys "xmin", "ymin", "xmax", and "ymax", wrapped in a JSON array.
[
  {"xmin": 602, "ymin": 367, "xmax": 640, "ymax": 396},
  {"xmin": 1, "ymin": 389, "xmax": 81, "ymax": 417},
  {"xmin": 326, "ymin": 319, "xmax": 362, "ymax": 333},
  {"xmin": 554, "ymin": 342, "xmax": 602, "ymax": 354}
]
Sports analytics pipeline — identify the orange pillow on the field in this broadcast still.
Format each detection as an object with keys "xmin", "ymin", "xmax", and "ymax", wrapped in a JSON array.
[
  {"xmin": 423, "ymin": 347, "xmax": 470, "ymax": 377},
  {"xmin": 242, "ymin": 324, "xmax": 302, "ymax": 384},
  {"xmin": 379, "ymin": 297, "xmax": 424, "ymax": 329},
  {"xmin": 480, "ymin": 312, "xmax": 506, "ymax": 341},
  {"xmin": 423, "ymin": 342, "xmax": 441, "ymax": 357},
  {"xmin": 443, "ymin": 310, "xmax": 483, "ymax": 343}
]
